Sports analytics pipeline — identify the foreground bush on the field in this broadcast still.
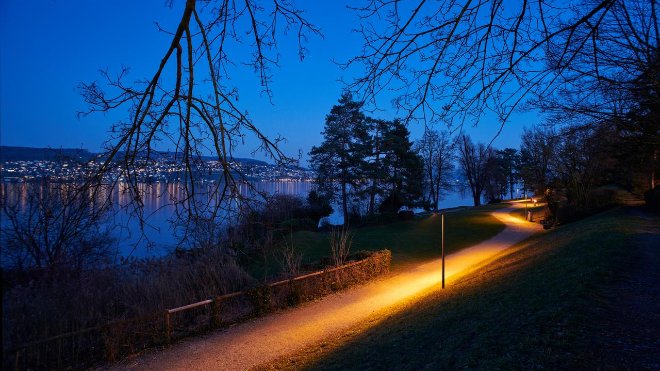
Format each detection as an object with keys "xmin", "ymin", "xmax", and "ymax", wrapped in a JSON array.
[
  {"xmin": 644, "ymin": 185, "xmax": 660, "ymax": 212},
  {"xmin": 3, "ymin": 248, "xmax": 391, "ymax": 369},
  {"xmin": 2, "ymin": 247, "xmax": 253, "ymax": 369}
]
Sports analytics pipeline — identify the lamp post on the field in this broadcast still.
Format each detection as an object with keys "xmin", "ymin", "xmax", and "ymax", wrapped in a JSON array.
[
  {"xmin": 524, "ymin": 185, "xmax": 528, "ymax": 218},
  {"xmin": 441, "ymin": 212, "xmax": 445, "ymax": 289}
]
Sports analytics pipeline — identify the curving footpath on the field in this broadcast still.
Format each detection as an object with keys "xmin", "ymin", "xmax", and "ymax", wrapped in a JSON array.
[{"xmin": 106, "ymin": 203, "xmax": 542, "ymax": 371}]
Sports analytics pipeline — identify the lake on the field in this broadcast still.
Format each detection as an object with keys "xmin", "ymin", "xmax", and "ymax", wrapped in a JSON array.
[{"xmin": 1, "ymin": 181, "xmax": 476, "ymax": 259}]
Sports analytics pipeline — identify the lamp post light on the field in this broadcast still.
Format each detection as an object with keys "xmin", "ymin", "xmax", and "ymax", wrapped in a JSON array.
[
  {"xmin": 441, "ymin": 212, "xmax": 445, "ymax": 289},
  {"xmin": 524, "ymin": 187, "xmax": 528, "ymax": 217}
]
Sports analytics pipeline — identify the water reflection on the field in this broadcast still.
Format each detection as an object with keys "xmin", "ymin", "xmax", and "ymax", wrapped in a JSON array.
[
  {"xmin": 1, "ymin": 180, "xmax": 478, "ymax": 259},
  {"xmin": 1, "ymin": 181, "xmax": 316, "ymax": 258}
]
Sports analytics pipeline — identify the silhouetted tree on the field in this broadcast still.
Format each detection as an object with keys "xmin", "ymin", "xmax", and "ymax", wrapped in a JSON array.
[
  {"xmin": 498, "ymin": 148, "xmax": 520, "ymax": 200},
  {"xmin": 519, "ymin": 127, "xmax": 559, "ymax": 196},
  {"xmin": 306, "ymin": 190, "xmax": 332, "ymax": 225},
  {"xmin": 1, "ymin": 177, "xmax": 115, "ymax": 274},
  {"xmin": 347, "ymin": 0, "xmax": 658, "ymax": 135},
  {"xmin": 416, "ymin": 129, "xmax": 455, "ymax": 210},
  {"xmin": 349, "ymin": 0, "xmax": 659, "ymax": 202},
  {"xmin": 310, "ymin": 93, "xmax": 369, "ymax": 225},
  {"xmin": 553, "ymin": 125, "xmax": 618, "ymax": 210},
  {"xmin": 532, "ymin": 1, "xmax": 659, "ymax": 198},
  {"xmin": 379, "ymin": 119, "xmax": 424, "ymax": 207},
  {"xmin": 363, "ymin": 117, "xmax": 389, "ymax": 215},
  {"xmin": 79, "ymin": 0, "xmax": 321, "ymax": 232},
  {"xmin": 484, "ymin": 152, "xmax": 508, "ymax": 203},
  {"xmin": 613, "ymin": 53, "xmax": 660, "ymax": 193},
  {"xmin": 457, "ymin": 135, "xmax": 491, "ymax": 206}
]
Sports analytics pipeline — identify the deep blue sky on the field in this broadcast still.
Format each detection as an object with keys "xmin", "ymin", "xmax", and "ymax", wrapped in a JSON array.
[{"xmin": 1, "ymin": 0, "xmax": 538, "ymax": 164}]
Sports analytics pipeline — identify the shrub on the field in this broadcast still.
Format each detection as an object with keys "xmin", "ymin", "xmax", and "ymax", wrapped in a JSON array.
[
  {"xmin": 1, "ymin": 178, "xmax": 116, "ymax": 275},
  {"xmin": 586, "ymin": 188, "xmax": 618, "ymax": 211},
  {"xmin": 644, "ymin": 185, "xmax": 660, "ymax": 212},
  {"xmin": 246, "ymin": 285, "xmax": 272, "ymax": 315},
  {"xmin": 356, "ymin": 212, "xmax": 399, "ymax": 226},
  {"xmin": 279, "ymin": 217, "xmax": 316, "ymax": 231},
  {"xmin": 2, "ymin": 247, "xmax": 254, "ymax": 369},
  {"xmin": 277, "ymin": 238, "xmax": 302, "ymax": 278},
  {"xmin": 329, "ymin": 227, "xmax": 353, "ymax": 267},
  {"xmin": 306, "ymin": 190, "xmax": 333, "ymax": 224},
  {"xmin": 379, "ymin": 191, "xmax": 404, "ymax": 213}
]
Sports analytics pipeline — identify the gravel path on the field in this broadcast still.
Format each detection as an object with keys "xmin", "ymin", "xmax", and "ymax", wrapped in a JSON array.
[{"xmin": 106, "ymin": 204, "xmax": 541, "ymax": 371}]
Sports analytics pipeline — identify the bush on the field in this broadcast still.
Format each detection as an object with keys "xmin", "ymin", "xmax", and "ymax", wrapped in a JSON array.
[
  {"xmin": 379, "ymin": 191, "xmax": 404, "ymax": 213},
  {"xmin": 552, "ymin": 187, "xmax": 621, "ymax": 225},
  {"xmin": 644, "ymin": 186, "xmax": 660, "ymax": 212},
  {"xmin": 246, "ymin": 285, "xmax": 272, "ymax": 315},
  {"xmin": 306, "ymin": 190, "xmax": 333, "ymax": 224},
  {"xmin": 357, "ymin": 212, "xmax": 399, "ymax": 226},
  {"xmin": 1, "ymin": 178, "xmax": 116, "ymax": 274},
  {"xmin": 586, "ymin": 188, "xmax": 618, "ymax": 210},
  {"xmin": 279, "ymin": 217, "xmax": 317, "ymax": 231},
  {"xmin": 3, "ymin": 247, "xmax": 254, "ymax": 369},
  {"xmin": 330, "ymin": 227, "xmax": 354, "ymax": 267}
]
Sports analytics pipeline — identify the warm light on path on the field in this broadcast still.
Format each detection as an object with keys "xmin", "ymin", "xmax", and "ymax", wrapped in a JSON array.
[{"xmin": 114, "ymin": 203, "xmax": 541, "ymax": 371}]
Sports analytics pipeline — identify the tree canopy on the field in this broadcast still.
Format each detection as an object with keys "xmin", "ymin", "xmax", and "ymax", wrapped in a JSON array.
[{"xmin": 347, "ymin": 1, "xmax": 659, "ymax": 144}]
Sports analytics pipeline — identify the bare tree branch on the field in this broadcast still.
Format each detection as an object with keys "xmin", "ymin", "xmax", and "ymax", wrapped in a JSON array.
[{"xmin": 78, "ymin": 0, "xmax": 321, "ymax": 243}]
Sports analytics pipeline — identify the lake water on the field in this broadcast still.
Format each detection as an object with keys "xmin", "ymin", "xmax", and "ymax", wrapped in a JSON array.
[
  {"xmin": 112, "ymin": 181, "xmax": 321, "ymax": 257},
  {"xmin": 1, "ymin": 181, "xmax": 475, "ymax": 259}
]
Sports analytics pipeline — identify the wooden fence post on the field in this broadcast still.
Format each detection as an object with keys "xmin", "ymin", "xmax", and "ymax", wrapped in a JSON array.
[
  {"xmin": 103, "ymin": 326, "xmax": 115, "ymax": 363},
  {"xmin": 164, "ymin": 311, "xmax": 171, "ymax": 345},
  {"xmin": 14, "ymin": 349, "xmax": 21, "ymax": 371},
  {"xmin": 210, "ymin": 298, "xmax": 221, "ymax": 329}
]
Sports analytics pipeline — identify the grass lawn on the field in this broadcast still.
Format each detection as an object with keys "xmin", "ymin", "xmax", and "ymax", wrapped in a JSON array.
[
  {"xmin": 290, "ymin": 203, "xmax": 507, "ymax": 272},
  {"xmin": 262, "ymin": 206, "xmax": 660, "ymax": 369}
]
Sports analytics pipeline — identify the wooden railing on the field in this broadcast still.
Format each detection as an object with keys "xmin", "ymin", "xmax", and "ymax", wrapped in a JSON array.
[{"xmin": 6, "ymin": 250, "xmax": 391, "ymax": 370}]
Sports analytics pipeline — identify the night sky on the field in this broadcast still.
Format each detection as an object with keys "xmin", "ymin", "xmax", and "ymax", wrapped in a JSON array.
[{"xmin": 1, "ymin": 0, "xmax": 538, "ymax": 164}]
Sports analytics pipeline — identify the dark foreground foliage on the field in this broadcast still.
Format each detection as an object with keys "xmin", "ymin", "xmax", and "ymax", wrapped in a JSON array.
[{"xmin": 3, "ymin": 247, "xmax": 391, "ymax": 370}]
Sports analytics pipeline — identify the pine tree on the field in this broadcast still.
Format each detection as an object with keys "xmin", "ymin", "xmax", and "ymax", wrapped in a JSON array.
[
  {"xmin": 309, "ymin": 93, "xmax": 369, "ymax": 225},
  {"xmin": 363, "ymin": 117, "xmax": 389, "ymax": 215},
  {"xmin": 379, "ymin": 119, "xmax": 424, "ymax": 211}
]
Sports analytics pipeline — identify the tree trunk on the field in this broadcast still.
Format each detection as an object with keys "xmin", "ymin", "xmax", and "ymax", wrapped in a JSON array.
[
  {"xmin": 472, "ymin": 190, "xmax": 481, "ymax": 206},
  {"xmin": 651, "ymin": 149, "xmax": 657, "ymax": 190},
  {"xmin": 369, "ymin": 183, "xmax": 376, "ymax": 215},
  {"xmin": 509, "ymin": 173, "xmax": 514, "ymax": 200},
  {"xmin": 369, "ymin": 151, "xmax": 381, "ymax": 215},
  {"xmin": 341, "ymin": 181, "xmax": 349, "ymax": 226}
]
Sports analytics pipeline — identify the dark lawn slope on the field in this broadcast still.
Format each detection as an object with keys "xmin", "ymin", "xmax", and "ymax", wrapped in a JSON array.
[{"xmin": 264, "ymin": 206, "xmax": 659, "ymax": 370}]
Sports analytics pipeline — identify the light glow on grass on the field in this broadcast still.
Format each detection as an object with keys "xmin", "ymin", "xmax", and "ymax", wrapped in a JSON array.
[{"xmin": 317, "ymin": 204, "xmax": 542, "ymax": 331}]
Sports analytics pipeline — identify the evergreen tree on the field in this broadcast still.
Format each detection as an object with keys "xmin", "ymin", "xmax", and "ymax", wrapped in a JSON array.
[
  {"xmin": 484, "ymin": 151, "xmax": 508, "ymax": 203},
  {"xmin": 497, "ymin": 148, "xmax": 520, "ymax": 200},
  {"xmin": 309, "ymin": 93, "xmax": 369, "ymax": 225},
  {"xmin": 379, "ymin": 119, "xmax": 424, "ymax": 210},
  {"xmin": 363, "ymin": 117, "xmax": 389, "ymax": 215}
]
